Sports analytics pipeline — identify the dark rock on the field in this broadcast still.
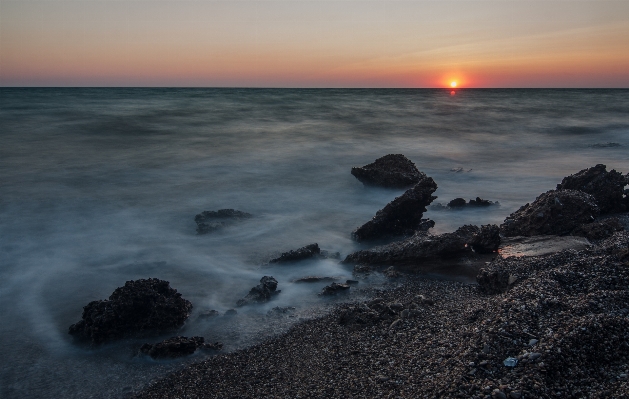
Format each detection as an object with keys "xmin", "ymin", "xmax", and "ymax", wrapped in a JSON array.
[
  {"xmin": 557, "ymin": 164, "xmax": 627, "ymax": 213},
  {"xmin": 269, "ymin": 243, "xmax": 321, "ymax": 264},
  {"xmin": 344, "ymin": 225, "xmax": 480, "ymax": 266},
  {"xmin": 140, "ymin": 336, "xmax": 207, "ymax": 359},
  {"xmin": 224, "ymin": 309, "xmax": 238, "ymax": 316},
  {"xmin": 571, "ymin": 218, "xmax": 624, "ymax": 241},
  {"xmin": 468, "ymin": 197, "xmax": 494, "ymax": 207},
  {"xmin": 442, "ymin": 197, "xmax": 497, "ymax": 209},
  {"xmin": 477, "ymin": 268, "xmax": 512, "ymax": 294},
  {"xmin": 236, "ymin": 276, "xmax": 280, "ymax": 307},
  {"xmin": 351, "ymin": 177, "xmax": 438, "ymax": 242},
  {"xmin": 352, "ymin": 264, "xmax": 373, "ymax": 276},
  {"xmin": 384, "ymin": 266, "xmax": 399, "ymax": 278},
  {"xmin": 319, "ymin": 282, "xmax": 350, "ymax": 296},
  {"xmin": 469, "ymin": 224, "xmax": 501, "ymax": 254},
  {"xmin": 68, "ymin": 278, "xmax": 192, "ymax": 344},
  {"xmin": 346, "ymin": 279, "xmax": 359, "ymax": 285},
  {"xmin": 293, "ymin": 276, "xmax": 338, "ymax": 283},
  {"xmin": 194, "ymin": 209, "xmax": 252, "ymax": 234},
  {"xmin": 500, "ymin": 189, "xmax": 599, "ymax": 237},
  {"xmin": 417, "ymin": 218, "xmax": 436, "ymax": 232},
  {"xmin": 448, "ymin": 198, "xmax": 467, "ymax": 208},
  {"xmin": 197, "ymin": 309, "xmax": 220, "ymax": 319},
  {"xmin": 350, "ymin": 154, "xmax": 424, "ymax": 188}
]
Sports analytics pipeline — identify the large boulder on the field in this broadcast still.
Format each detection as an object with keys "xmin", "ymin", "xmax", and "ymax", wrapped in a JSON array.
[
  {"xmin": 236, "ymin": 276, "xmax": 280, "ymax": 307},
  {"xmin": 500, "ymin": 189, "xmax": 599, "ymax": 237},
  {"xmin": 69, "ymin": 278, "xmax": 193, "ymax": 344},
  {"xmin": 344, "ymin": 225, "xmax": 480, "ymax": 265},
  {"xmin": 469, "ymin": 224, "xmax": 501, "ymax": 254},
  {"xmin": 194, "ymin": 209, "xmax": 252, "ymax": 234},
  {"xmin": 140, "ymin": 336, "xmax": 222, "ymax": 359},
  {"xmin": 269, "ymin": 243, "xmax": 320, "ymax": 263},
  {"xmin": 351, "ymin": 154, "xmax": 424, "ymax": 188},
  {"xmin": 556, "ymin": 164, "xmax": 627, "ymax": 214},
  {"xmin": 352, "ymin": 177, "xmax": 438, "ymax": 241}
]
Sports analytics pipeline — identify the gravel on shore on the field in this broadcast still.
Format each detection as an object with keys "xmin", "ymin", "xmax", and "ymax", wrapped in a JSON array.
[{"xmin": 132, "ymin": 233, "xmax": 629, "ymax": 399}]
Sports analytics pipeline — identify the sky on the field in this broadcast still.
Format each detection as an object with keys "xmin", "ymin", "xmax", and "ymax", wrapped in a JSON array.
[{"xmin": 1, "ymin": 0, "xmax": 628, "ymax": 88}]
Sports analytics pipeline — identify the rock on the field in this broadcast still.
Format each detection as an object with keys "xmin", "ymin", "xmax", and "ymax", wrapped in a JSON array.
[
  {"xmin": 319, "ymin": 282, "xmax": 350, "ymax": 296},
  {"xmin": 236, "ymin": 276, "xmax": 280, "ymax": 307},
  {"xmin": 269, "ymin": 243, "xmax": 320, "ymax": 263},
  {"xmin": 557, "ymin": 164, "xmax": 627, "ymax": 213},
  {"xmin": 448, "ymin": 198, "xmax": 467, "ymax": 208},
  {"xmin": 346, "ymin": 279, "xmax": 359, "ymax": 285},
  {"xmin": 443, "ymin": 197, "xmax": 497, "ymax": 209},
  {"xmin": 477, "ymin": 268, "xmax": 512, "ymax": 294},
  {"xmin": 352, "ymin": 264, "xmax": 373, "ymax": 276},
  {"xmin": 469, "ymin": 224, "xmax": 501, "ymax": 253},
  {"xmin": 68, "ymin": 278, "xmax": 192, "ymax": 344},
  {"xmin": 194, "ymin": 209, "xmax": 252, "ymax": 234},
  {"xmin": 140, "ymin": 336, "xmax": 214, "ymax": 359},
  {"xmin": 500, "ymin": 189, "xmax": 599, "ymax": 237},
  {"xmin": 571, "ymin": 217, "xmax": 624, "ymax": 241},
  {"xmin": 509, "ymin": 391, "xmax": 522, "ymax": 399},
  {"xmin": 197, "ymin": 309, "xmax": 220, "ymax": 319},
  {"xmin": 384, "ymin": 266, "xmax": 399, "ymax": 278},
  {"xmin": 468, "ymin": 197, "xmax": 494, "ymax": 207},
  {"xmin": 344, "ymin": 225, "xmax": 480, "ymax": 266},
  {"xmin": 350, "ymin": 154, "xmax": 424, "ymax": 188},
  {"xmin": 293, "ymin": 276, "xmax": 338, "ymax": 284},
  {"xmin": 351, "ymin": 177, "xmax": 438, "ymax": 241},
  {"xmin": 224, "ymin": 309, "xmax": 237, "ymax": 316}
]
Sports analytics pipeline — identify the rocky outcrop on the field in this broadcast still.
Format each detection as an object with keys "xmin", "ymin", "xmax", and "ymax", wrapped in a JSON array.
[
  {"xmin": 352, "ymin": 177, "xmax": 438, "ymax": 241},
  {"xmin": 236, "ymin": 276, "xmax": 280, "ymax": 307},
  {"xmin": 469, "ymin": 224, "xmax": 501, "ymax": 254},
  {"xmin": 68, "ymin": 278, "xmax": 193, "ymax": 344},
  {"xmin": 571, "ymin": 218, "xmax": 624, "ymax": 241},
  {"xmin": 448, "ymin": 197, "xmax": 496, "ymax": 208},
  {"xmin": 344, "ymin": 225, "xmax": 480, "ymax": 265},
  {"xmin": 319, "ymin": 282, "xmax": 350, "ymax": 296},
  {"xmin": 500, "ymin": 189, "xmax": 599, "ymax": 237},
  {"xmin": 194, "ymin": 209, "xmax": 252, "ymax": 234},
  {"xmin": 476, "ymin": 269, "xmax": 513, "ymax": 294},
  {"xmin": 557, "ymin": 164, "xmax": 627, "ymax": 214},
  {"xmin": 140, "ymin": 336, "xmax": 222, "ymax": 359},
  {"xmin": 351, "ymin": 154, "xmax": 424, "ymax": 188},
  {"xmin": 269, "ymin": 244, "xmax": 320, "ymax": 263}
]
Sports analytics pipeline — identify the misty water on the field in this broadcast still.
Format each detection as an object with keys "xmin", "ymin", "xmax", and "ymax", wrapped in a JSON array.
[{"xmin": 1, "ymin": 88, "xmax": 628, "ymax": 398}]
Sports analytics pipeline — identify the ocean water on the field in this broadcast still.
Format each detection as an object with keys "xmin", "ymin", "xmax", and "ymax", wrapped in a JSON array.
[{"xmin": 0, "ymin": 88, "xmax": 628, "ymax": 398}]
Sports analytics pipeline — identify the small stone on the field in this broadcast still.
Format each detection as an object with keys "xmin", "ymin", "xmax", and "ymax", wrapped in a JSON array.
[
  {"xmin": 528, "ymin": 339, "xmax": 538, "ymax": 346},
  {"xmin": 509, "ymin": 392, "xmax": 522, "ymax": 399},
  {"xmin": 492, "ymin": 390, "xmax": 507, "ymax": 399},
  {"xmin": 376, "ymin": 375, "xmax": 390, "ymax": 382},
  {"xmin": 503, "ymin": 357, "xmax": 518, "ymax": 367},
  {"xmin": 528, "ymin": 352, "xmax": 542, "ymax": 361},
  {"xmin": 389, "ymin": 319, "xmax": 401, "ymax": 329}
]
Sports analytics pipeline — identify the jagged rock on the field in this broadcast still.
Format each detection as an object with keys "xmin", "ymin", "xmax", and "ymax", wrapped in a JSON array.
[
  {"xmin": 500, "ymin": 189, "xmax": 599, "ymax": 237},
  {"xmin": 197, "ymin": 309, "xmax": 220, "ymax": 319},
  {"xmin": 351, "ymin": 154, "xmax": 424, "ymax": 188},
  {"xmin": 319, "ymin": 282, "xmax": 350, "ymax": 296},
  {"xmin": 557, "ymin": 164, "xmax": 627, "ymax": 214},
  {"xmin": 352, "ymin": 264, "xmax": 373, "ymax": 276},
  {"xmin": 571, "ymin": 218, "xmax": 624, "ymax": 241},
  {"xmin": 469, "ymin": 224, "xmax": 501, "ymax": 254},
  {"xmin": 140, "ymin": 336, "xmax": 222, "ymax": 359},
  {"xmin": 476, "ymin": 269, "xmax": 512, "ymax": 294},
  {"xmin": 68, "ymin": 278, "xmax": 192, "ymax": 344},
  {"xmin": 236, "ymin": 276, "xmax": 280, "ymax": 307},
  {"xmin": 351, "ymin": 177, "xmax": 438, "ymax": 241},
  {"xmin": 269, "ymin": 243, "xmax": 320, "ymax": 263},
  {"xmin": 446, "ymin": 197, "xmax": 496, "ymax": 209},
  {"xmin": 344, "ymin": 225, "xmax": 480, "ymax": 266},
  {"xmin": 194, "ymin": 209, "xmax": 252, "ymax": 234}
]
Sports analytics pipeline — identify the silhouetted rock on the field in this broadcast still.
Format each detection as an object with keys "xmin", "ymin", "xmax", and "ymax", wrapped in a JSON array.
[
  {"xmin": 140, "ymin": 336, "xmax": 222, "ymax": 359},
  {"xmin": 445, "ymin": 197, "xmax": 496, "ymax": 209},
  {"xmin": 319, "ymin": 282, "xmax": 350, "ymax": 296},
  {"xmin": 352, "ymin": 177, "xmax": 438, "ymax": 241},
  {"xmin": 236, "ymin": 276, "xmax": 280, "ymax": 307},
  {"xmin": 557, "ymin": 164, "xmax": 627, "ymax": 214},
  {"xmin": 351, "ymin": 154, "xmax": 424, "ymax": 188},
  {"xmin": 468, "ymin": 197, "xmax": 494, "ymax": 207},
  {"xmin": 194, "ymin": 209, "xmax": 252, "ymax": 234},
  {"xmin": 500, "ymin": 189, "xmax": 599, "ymax": 237},
  {"xmin": 344, "ymin": 225, "xmax": 480, "ymax": 265},
  {"xmin": 469, "ymin": 224, "xmax": 501, "ymax": 254},
  {"xmin": 68, "ymin": 278, "xmax": 192, "ymax": 344},
  {"xmin": 269, "ymin": 243, "xmax": 320, "ymax": 263},
  {"xmin": 571, "ymin": 218, "xmax": 624, "ymax": 241},
  {"xmin": 448, "ymin": 198, "xmax": 467, "ymax": 208},
  {"xmin": 293, "ymin": 276, "xmax": 338, "ymax": 283}
]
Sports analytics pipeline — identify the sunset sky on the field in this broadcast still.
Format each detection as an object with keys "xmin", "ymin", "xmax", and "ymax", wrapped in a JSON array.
[{"xmin": 1, "ymin": 0, "xmax": 628, "ymax": 88}]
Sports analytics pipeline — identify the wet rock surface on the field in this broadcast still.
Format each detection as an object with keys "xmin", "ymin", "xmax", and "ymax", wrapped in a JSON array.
[
  {"xmin": 140, "ymin": 336, "xmax": 222, "ymax": 359},
  {"xmin": 557, "ymin": 164, "xmax": 628, "ymax": 213},
  {"xmin": 500, "ymin": 189, "xmax": 599, "ymax": 237},
  {"xmin": 351, "ymin": 154, "xmax": 424, "ymax": 188},
  {"xmin": 269, "ymin": 243, "xmax": 321, "ymax": 263},
  {"xmin": 134, "ymin": 232, "xmax": 629, "ymax": 399},
  {"xmin": 194, "ymin": 209, "xmax": 252, "ymax": 234},
  {"xmin": 68, "ymin": 278, "xmax": 192, "ymax": 344},
  {"xmin": 236, "ymin": 276, "xmax": 280, "ymax": 307},
  {"xmin": 351, "ymin": 177, "xmax": 438, "ymax": 241}
]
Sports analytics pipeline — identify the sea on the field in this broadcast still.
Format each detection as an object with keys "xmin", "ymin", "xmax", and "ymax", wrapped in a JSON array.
[{"xmin": 1, "ymin": 88, "xmax": 628, "ymax": 398}]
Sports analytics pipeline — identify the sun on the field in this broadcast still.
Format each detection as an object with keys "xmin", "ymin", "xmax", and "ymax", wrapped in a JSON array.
[{"xmin": 450, "ymin": 81, "xmax": 457, "ymax": 88}]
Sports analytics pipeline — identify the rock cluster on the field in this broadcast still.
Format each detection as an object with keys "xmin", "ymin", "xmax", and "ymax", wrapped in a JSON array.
[
  {"xmin": 351, "ymin": 154, "xmax": 424, "ymax": 188},
  {"xmin": 140, "ymin": 336, "xmax": 222, "ymax": 359},
  {"xmin": 194, "ymin": 209, "xmax": 252, "ymax": 234},
  {"xmin": 448, "ymin": 197, "xmax": 496, "ymax": 208},
  {"xmin": 351, "ymin": 177, "xmax": 438, "ymax": 241},
  {"xmin": 236, "ymin": 276, "xmax": 280, "ymax": 307},
  {"xmin": 68, "ymin": 278, "xmax": 192, "ymax": 344},
  {"xmin": 557, "ymin": 164, "xmax": 627, "ymax": 213}
]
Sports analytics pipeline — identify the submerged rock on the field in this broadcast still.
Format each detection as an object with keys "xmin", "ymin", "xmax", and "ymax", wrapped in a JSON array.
[
  {"xmin": 68, "ymin": 278, "xmax": 192, "ymax": 344},
  {"xmin": 236, "ymin": 276, "xmax": 280, "ymax": 307},
  {"xmin": 352, "ymin": 177, "xmax": 438, "ymax": 241},
  {"xmin": 557, "ymin": 164, "xmax": 627, "ymax": 214},
  {"xmin": 571, "ymin": 217, "xmax": 624, "ymax": 241},
  {"xmin": 500, "ymin": 189, "xmax": 599, "ymax": 237},
  {"xmin": 344, "ymin": 225, "xmax": 480, "ymax": 266},
  {"xmin": 140, "ymin": 336, "xmax": 222, "ymax": 359},
  {"xmin": 269, "ymin": 243, "xmax": 320, "ymax": 263},
  {"xmin": 293, "ymin": 276, "xmax": 338, "ymax": 283},
  {"xmin": 319, "ymin": 282, "xmax": 351, "ymax": 296},
  {"xmin": 351, "ymin": 154, "xmax": 424, "ymax": 188},
  {"xmin": 194, "ymin": 209, "xmax": 252, "ymax": 234}
]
